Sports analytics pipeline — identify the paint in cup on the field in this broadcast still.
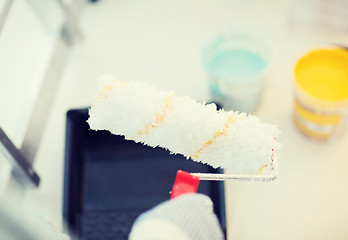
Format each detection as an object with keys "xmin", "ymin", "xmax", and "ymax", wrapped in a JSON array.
[
  {"xmin": 203, "ymin": 29, "xmax": 272, "ymax": 113},
  {"xmin": 293, "ymin": 48, "xmax": 348, "ymax": 142}
]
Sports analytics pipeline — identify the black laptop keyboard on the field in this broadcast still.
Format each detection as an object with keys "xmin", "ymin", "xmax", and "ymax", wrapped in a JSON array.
[{"xmin": 80, "ymin": 209, "xmax": 146, "ymax": 240}]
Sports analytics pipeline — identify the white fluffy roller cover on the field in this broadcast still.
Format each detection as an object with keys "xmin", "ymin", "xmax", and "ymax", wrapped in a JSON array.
[{"xmin": 87, "ymin": 75, "xmax": 281, "ymax": 174}]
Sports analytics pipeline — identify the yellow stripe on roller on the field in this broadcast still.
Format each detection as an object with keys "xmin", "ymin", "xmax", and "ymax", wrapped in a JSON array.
[
  {"xmin": 191, "ymin": 115, "xmax": 235, "ymax": 159},
  {"xmin": 137, "ymin": 93, "xmax": 176, "ymax": 135},
  {"xmin": 99, "ymin": 85, "xmax": 114, "ymax": 95},
  {"xmin": 259, "ymin": 164, "xmax": 268, "ymax": 174},
  {"xmin": 96, "ymin": 80, "xmax": 127, "ymax": 100}
]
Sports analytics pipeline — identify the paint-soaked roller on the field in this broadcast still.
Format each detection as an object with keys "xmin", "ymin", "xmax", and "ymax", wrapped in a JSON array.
[{"xmin": 87, "ymin": 75, "xmax": 281, "ymax": 180}]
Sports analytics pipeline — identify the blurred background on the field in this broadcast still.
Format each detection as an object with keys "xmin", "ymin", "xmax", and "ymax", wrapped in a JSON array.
[{"xmin": 0, "ymin": 0, "xmax": 348, "ymax": 239}]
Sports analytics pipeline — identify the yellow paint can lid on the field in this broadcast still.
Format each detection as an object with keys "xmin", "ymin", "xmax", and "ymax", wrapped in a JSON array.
[{"xmin": 295, "ymin": 48, "xmax": 348, "ymax": 101}]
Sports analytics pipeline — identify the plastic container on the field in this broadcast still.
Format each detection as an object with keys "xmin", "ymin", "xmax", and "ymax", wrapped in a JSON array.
[
  {"xmin": 63, "ymin": 108, "xmax": 226, "ymax": 240},
  {"xmin": 293, "ymin": 48, "xmax": 348, "ymax": 142},
  {"xmin": 202, "ymin": 28, "xmax": 272, "ymax": 113}
]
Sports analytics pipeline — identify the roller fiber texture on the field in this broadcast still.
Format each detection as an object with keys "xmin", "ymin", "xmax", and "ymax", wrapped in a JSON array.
[{"xmin": 87, "ymin": 75, "xmax": 281, "ymax": 174}]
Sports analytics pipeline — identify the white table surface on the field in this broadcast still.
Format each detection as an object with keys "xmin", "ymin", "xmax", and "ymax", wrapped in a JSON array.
[{"xmin": 24, "ymin": 0, "xmax": 348, "ymax": 239}]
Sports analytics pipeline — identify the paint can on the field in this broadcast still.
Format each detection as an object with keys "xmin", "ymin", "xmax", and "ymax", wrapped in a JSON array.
[
  {"xmin": 293, "ymin": 48, "xmax": 348, "ymax": 142},
  {"xmin": 202, "ymin": 28, "xmax": 272, "ymax": 113}
]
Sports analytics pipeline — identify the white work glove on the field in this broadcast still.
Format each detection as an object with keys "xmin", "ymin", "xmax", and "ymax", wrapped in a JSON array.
[{"xmin": 129, "ymin": 193, "xmax": 224, "ymax": 240}]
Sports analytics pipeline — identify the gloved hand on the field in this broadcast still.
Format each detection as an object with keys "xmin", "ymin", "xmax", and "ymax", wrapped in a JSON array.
[{"xmin": 129, "ymin": 193, "xmax": 224, "ymax": 240}]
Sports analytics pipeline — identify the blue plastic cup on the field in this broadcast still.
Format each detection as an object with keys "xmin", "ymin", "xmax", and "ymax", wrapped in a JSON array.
[{"xmin": 203, "ymin": 28, "xmax": 272, "ymax": 113}]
